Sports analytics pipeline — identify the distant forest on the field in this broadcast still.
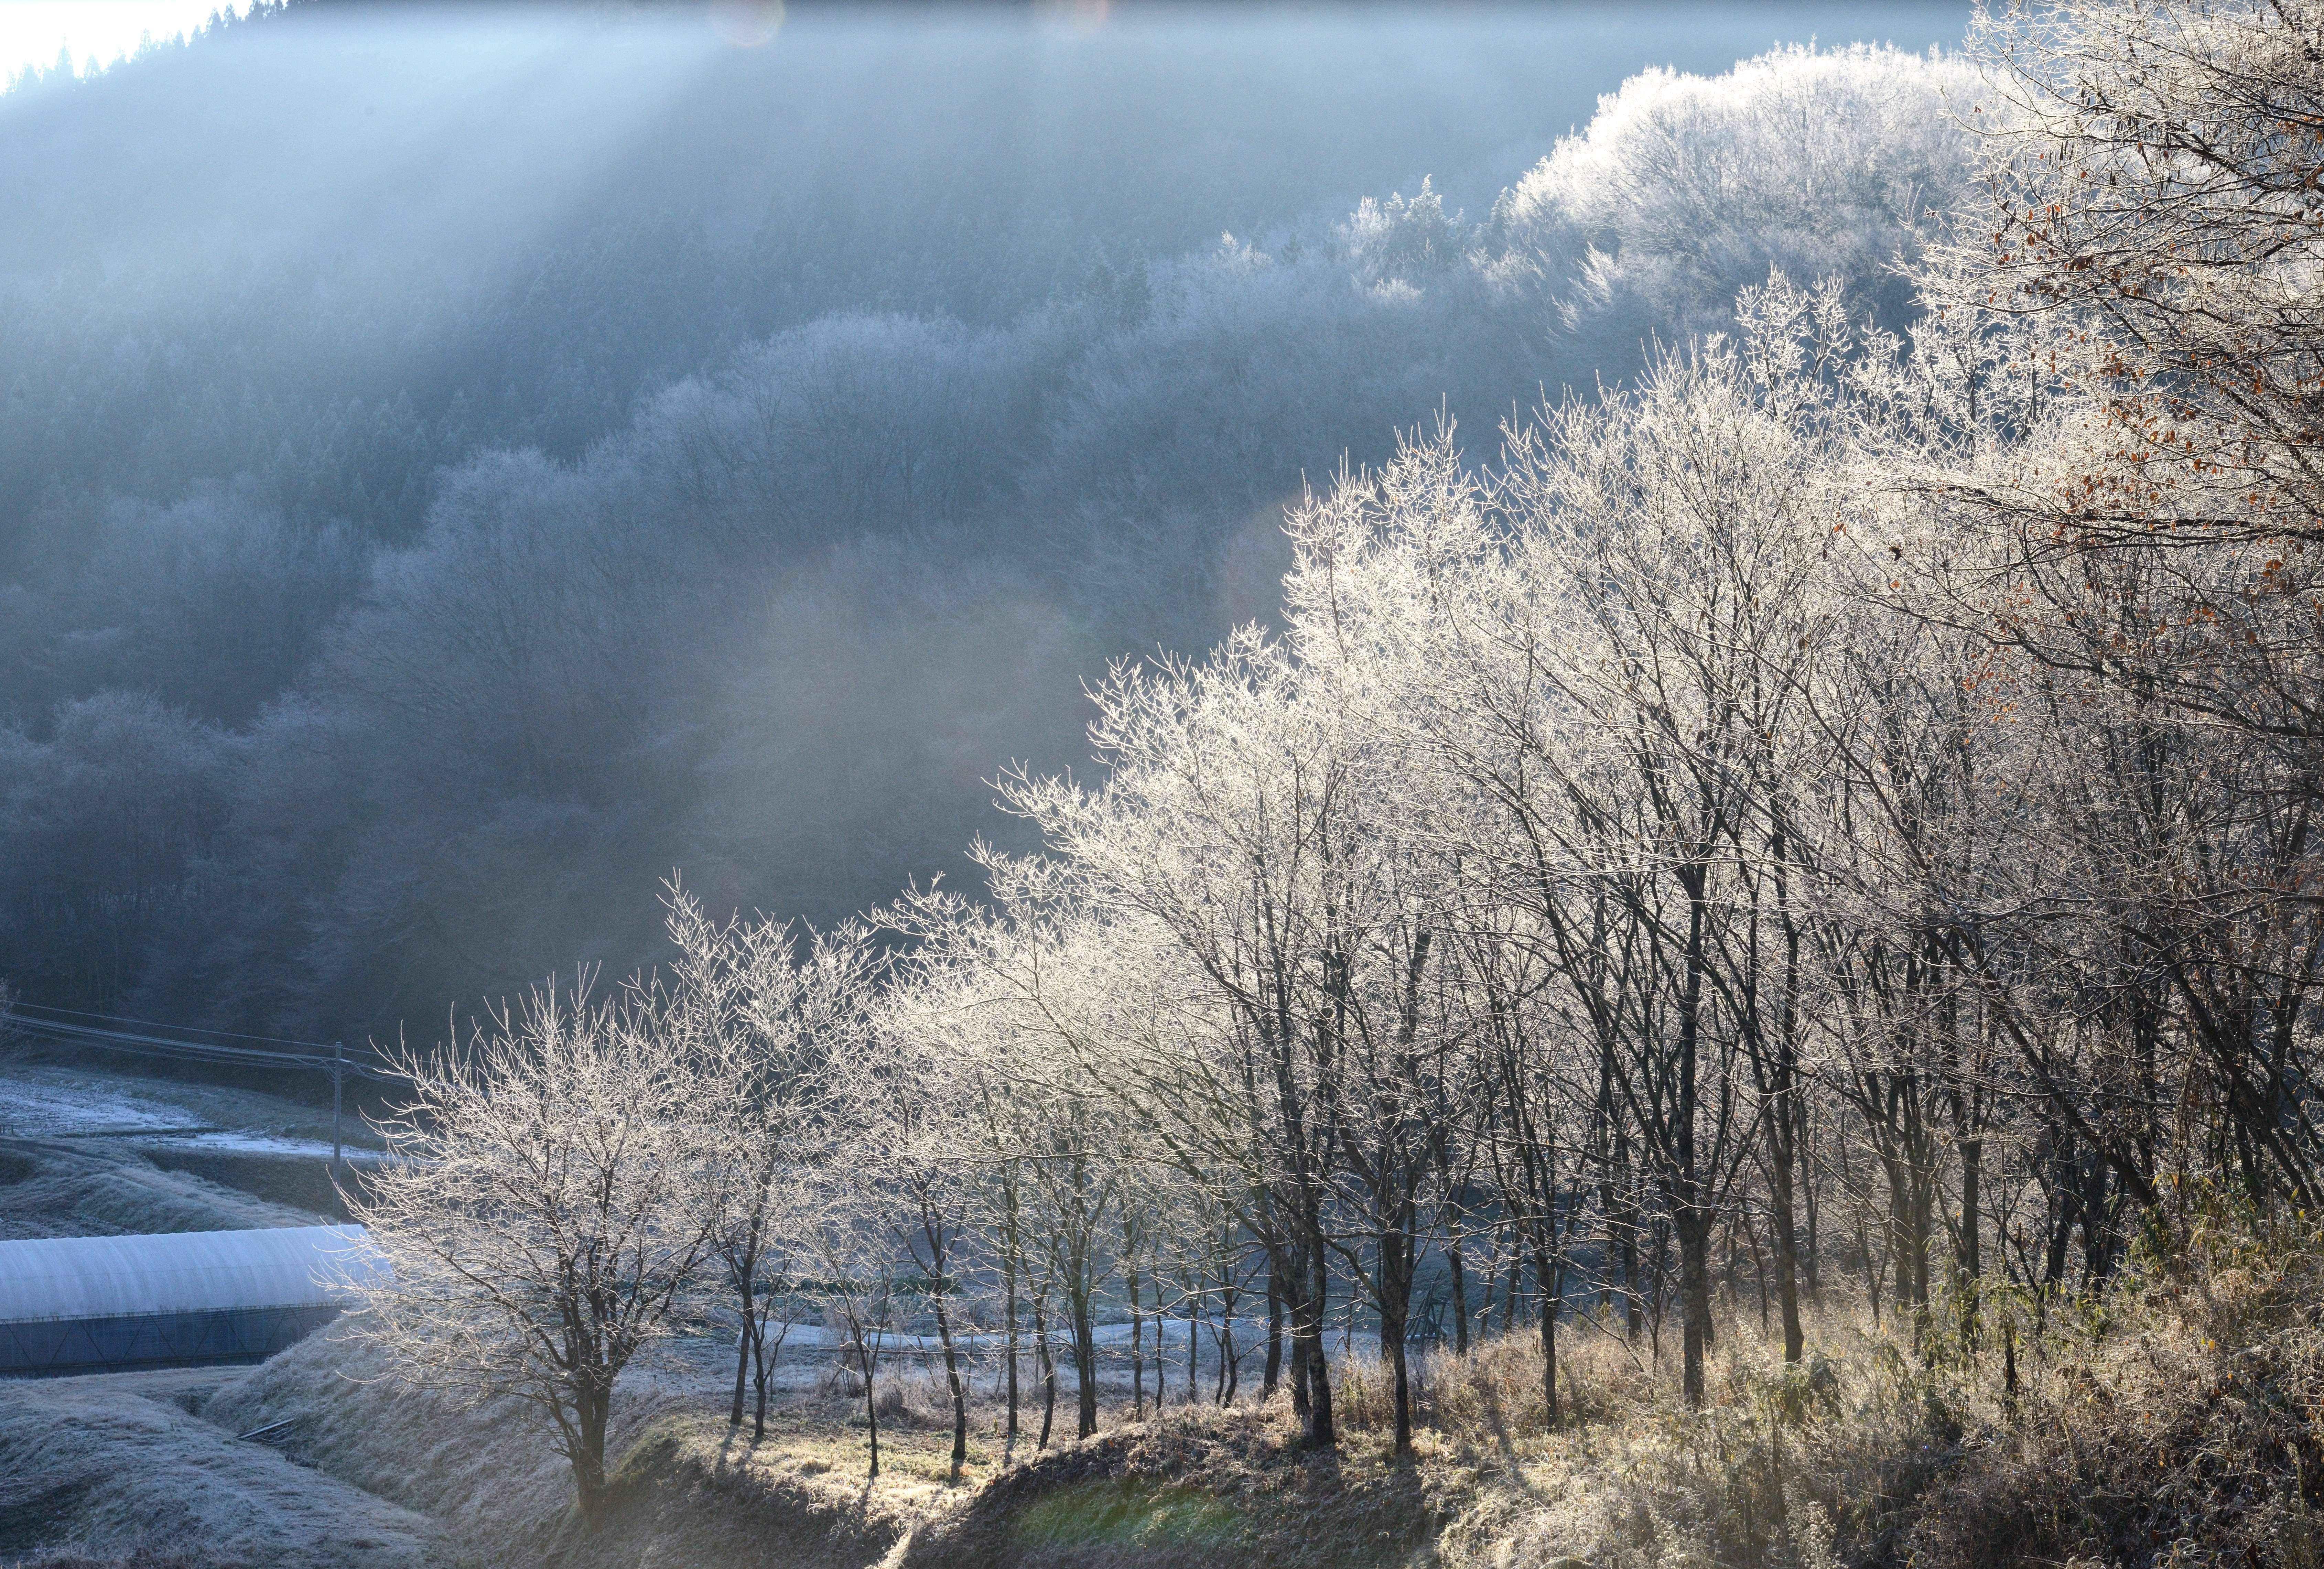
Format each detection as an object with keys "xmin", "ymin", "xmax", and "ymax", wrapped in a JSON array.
[{"xmin": 0, "ymin": 1, "xmax": 1969, "ymax": 1041}]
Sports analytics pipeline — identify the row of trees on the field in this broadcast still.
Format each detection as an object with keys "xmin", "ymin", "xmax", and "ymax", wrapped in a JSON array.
[{"xmin": 349, "ymin": 0, "xmax": 2324, "ymax": 1528}]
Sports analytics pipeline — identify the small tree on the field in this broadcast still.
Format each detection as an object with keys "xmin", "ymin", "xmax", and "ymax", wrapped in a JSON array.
[
  {"xmin": 661, "ymin": 884, "xmax": 868, "ymax": 1442},
  {"xmin": 349, "ymin": 976, "xmax": 719, "ymax": 1531},
  {"xmin": 801, "ymin": 1170, "xmax": 900, "ymax": 1480},
  {"xmin": 852, "ymin": 976, "xmax": 980, "ymax": 1482}
]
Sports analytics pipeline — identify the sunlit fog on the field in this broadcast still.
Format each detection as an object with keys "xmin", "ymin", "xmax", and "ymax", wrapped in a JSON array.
[{"xmin": 1, "ymin": 0, "xmax": 1968, "ymax": 1039}]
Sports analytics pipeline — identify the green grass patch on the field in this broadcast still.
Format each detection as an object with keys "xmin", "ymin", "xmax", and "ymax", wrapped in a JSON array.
[{"xmin": 1012, "ymin": 1478, "xmax": 1246, "ymax": 1554}]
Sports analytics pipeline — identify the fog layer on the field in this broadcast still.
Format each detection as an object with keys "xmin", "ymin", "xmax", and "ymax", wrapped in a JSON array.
[{"xmin": 0, "ymin": 2, "xmax": 1970, "ymax": 1038}]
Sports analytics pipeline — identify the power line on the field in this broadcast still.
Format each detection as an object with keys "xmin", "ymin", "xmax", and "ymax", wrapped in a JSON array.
[
  {"xmin": 5, "ymin": 1001, "xmax": 333, "ymax": 1052},
  {"xmin": 3, "ymin": 1008, "xmax": 407, "ymax": 1084}
]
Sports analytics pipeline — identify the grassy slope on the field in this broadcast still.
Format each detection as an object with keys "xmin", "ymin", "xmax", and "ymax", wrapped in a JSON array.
[
  {"xmin": 901, "ymin": 1218, "xmax": 2324, "ymax": 1569},
  {"xmin": 198, "ymin": 1325, "xmax": 970, "ymax": 1569},
  {"xmin": 0, "ymin": 1368, "xmax": 431, "ymax": 1568},
  {"xmin": 1901, "ymin": 1219, "xmax": 2324, "ymax": 1568},
  {"xmin": 0, "ymin": 1139, "xmax": 322, "ymax": 1240},
  {"xmin": 19, "ymin": 1209, "xmax": 2314, "ymax": 1568},
  {"xmin": 897, "ymin": 1407, "xmax": 1450, "ymax": 1569},
  {"xmin": 199, "ymin": 1328, "xmax": 656, "ymax": 1566}
]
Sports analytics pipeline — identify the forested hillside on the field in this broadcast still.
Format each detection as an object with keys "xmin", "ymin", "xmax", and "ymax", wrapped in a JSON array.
[
  {"xmin": 317, "ymin": 7, "xmax": 2324, "ymax": 1562},
  {"xmin": 0, "ymin": 1, "xmax": 1967, "ymax": 1039}
]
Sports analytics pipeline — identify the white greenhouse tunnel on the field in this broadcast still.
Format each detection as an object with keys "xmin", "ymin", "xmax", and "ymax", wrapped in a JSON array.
[{"xmin": 0, "ymin": 1225, "xmax": 389, "ymax": 1376}]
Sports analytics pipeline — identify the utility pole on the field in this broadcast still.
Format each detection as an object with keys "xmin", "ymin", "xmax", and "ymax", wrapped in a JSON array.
[{"xmin": 332, "ymin": 1041, "xmax": 345, "ymax": 1220}]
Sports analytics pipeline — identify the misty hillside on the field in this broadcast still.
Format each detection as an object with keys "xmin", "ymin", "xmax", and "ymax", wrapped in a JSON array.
[{"xmin": 0, "ymin": 1, "xmax": 1969, "ymax": 1041}]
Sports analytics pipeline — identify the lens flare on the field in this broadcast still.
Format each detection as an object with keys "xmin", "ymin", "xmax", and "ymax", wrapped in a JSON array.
[
  {"xmin": 708, "ymin": 0, "xmax": 784, "ymax": 49},
  {"xmin": 1036, "ymin": 0, "xmax": 1111, "ymax": 37}
]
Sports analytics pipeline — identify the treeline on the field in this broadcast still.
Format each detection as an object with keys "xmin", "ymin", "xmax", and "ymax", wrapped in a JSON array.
[
  {"xmin": 346, "ymin": 0, "xmax": 2324, "ymax": 1534},
  {"xmin": 0, "ymin": 10, "xmax": 1971, "ymax": 1038}
]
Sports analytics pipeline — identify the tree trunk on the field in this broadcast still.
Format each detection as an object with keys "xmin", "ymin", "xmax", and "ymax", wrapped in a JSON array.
[
  {"xmin": 1128, "ymin": 1257, "xmax": 1145, "ymax": 1418},
  {"xmin": 1676, "ymin": 878, "xmax": 1710, "ymax": 1406},
  {"xmin": 752, "ymin": 1322, "xmax": 778, "ymax": 1441},
  {"xmin": 1003, "ymin": 1250, "xmax": 1021, "ymax": 1459},
  {"xmin": 1769, "ymin": 1138, "xmax": 1806, "ymax": 1365},
  {"xmin": 1264, "ymin": 1265, "xmax": 1285, "ymax": 1403},
  {"xmin": 1033, "ymin": 1290, "xmax": 1057, "ymax": 1450},
  {"xmin": 934, "ymin": 1295, "xmax": 968, "ymax": 1482},
  {"xmin": 1959, "ymin": 1132, "xmax": 1983, "ymax": 1347},
  {"xmin": 859, "ymin": 1333, "xmax": 881, "ymax": 1481},
  {"xmin": 570, "ymin": 1379, "xmax": 613, "ymax": 1532},
  {"xmin": 1150, "ymin": 1279, "xmax": 1165, "ymax": 1412},
  {"xmin": 1378, "ymin": 1223, "xmax": 1417, "ymax": 1453},
  {"xmin": 1448, "ymin": 1234, "xmax": 1469, "ymax": 1356},
  {"xmin": 1187, "ymin": 1277, "xmax": 1201, "ymax": 1405},
  {"xmin": 729, "ymin": 1297, "xmax": 754, "ymax": 1428},
  {"xmin": 1767, "ymin": 831, "xmax": 1808, "ymax": 1363},
  {"xmin": 1801, "ymin": 1097, "xmax": 1822, "ymax": 1302},
  {"xmin": 1289, "ymin": 1246, "xmax": 1312, "ymax": 1419},
  {"xmin": 1744, "ymin": 1212, "xmax": 1769, "ymax": 1332},
  {"xmin": 1678, "ymin": 1206, "xmax": 1710, "ymax": 1406},
  {"xmin": 1303, "ymin": 1228, "xmax": 1336, "ymax": 1447},
  {"xmin": 1535, "ymin": 1253, "xmax": 1560, "ymax": 1429},
  {"xmin": 1621, "ymin": 1186, "xmax": 1642, "ymax": 1342},
  {"xmin": 1071, "ymin": 1289, "xmax": 1099, "ymax": 1439}
]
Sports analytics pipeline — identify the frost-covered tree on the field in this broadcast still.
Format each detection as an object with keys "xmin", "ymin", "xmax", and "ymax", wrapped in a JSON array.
[
  {"xmin": 348, "ymin": 977, "xmax": 722, "ymax": 1530},
  {"xmin": 1487, "ymin": 43, "xmax": 1979, "ymax": 344},
  {"xmin": 0, "ymin": 692, "xmax": 235, "ymax": 1007},
  {"xmin": 848, "ymin": 965, "xmax": 983, "ymax": 1479},
  {"xmin": 660, "ymin": 887, "xmax": 871, "ymax": 1441}
]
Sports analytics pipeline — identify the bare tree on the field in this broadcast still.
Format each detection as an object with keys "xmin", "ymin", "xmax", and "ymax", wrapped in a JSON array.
[
  {"xmin": 348, "ymin": 976, "xmax": 721, "ymax": 1530},
  {"xmin": 799, "ymin": 1169, "xmax": 901, "ymax": 1481},
  {"xmin": 852, "ymin": 969, "xmax": 981, "ymax": 1481},
  {"xmin": 662, "ymin": 885, "xmax": 869, "ymax": 1442}
]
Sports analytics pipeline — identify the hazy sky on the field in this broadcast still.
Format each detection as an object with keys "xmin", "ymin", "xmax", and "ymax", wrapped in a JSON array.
[{"xmin": 0, "ymin": 1, "xmax": 248, "ymax": 82}]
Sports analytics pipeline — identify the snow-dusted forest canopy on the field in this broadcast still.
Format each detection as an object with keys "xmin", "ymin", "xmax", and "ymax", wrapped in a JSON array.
[{"xmin": 0, "ymin": 0, "xmax": 1970, "ymax": 1038}]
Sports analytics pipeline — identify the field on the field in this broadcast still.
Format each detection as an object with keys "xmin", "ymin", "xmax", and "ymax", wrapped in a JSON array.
[{"xmin": 0, "ymin": 1062, "xmax": 384, "ymax": 1240}]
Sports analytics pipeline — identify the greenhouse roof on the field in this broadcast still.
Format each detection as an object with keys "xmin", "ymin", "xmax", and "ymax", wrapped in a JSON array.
[{"xmin": 0, "ymin": 1225, "xmax": 387, "ymax": 1323}]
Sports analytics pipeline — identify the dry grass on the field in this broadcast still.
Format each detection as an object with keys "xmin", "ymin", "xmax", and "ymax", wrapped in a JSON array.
[
  {"xmin": 1321, "ymin": 1209, "xmax": 2324, "ymax": 1569},
  {"xmin": 1903, "ymin": 1206, "xmax": 2324, "ymax": 1569},
  {"xmin": 0, "ymin": 1367, "xmax": 431, "ymax": 1569},
  {"xmin": 1307, "ymin": 1311, "xmax": 1935, "ymax": 1569},
  {"xmin": 18, "ymin": 1207, "xmax": 2313, "ymax": 1569},
  {"xmin": 0, "ymin": 1139, "xmax": 322, "ymax": 1240},
  {"xmin": 1417, "ymin": 1327, "xmax": 1940, "ymax": 1569}
]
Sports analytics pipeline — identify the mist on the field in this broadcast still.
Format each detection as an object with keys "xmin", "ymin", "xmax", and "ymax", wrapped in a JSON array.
[{"xmin": 0, "ymin": 0, "xmax": 1972, "ymax": 1041}]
